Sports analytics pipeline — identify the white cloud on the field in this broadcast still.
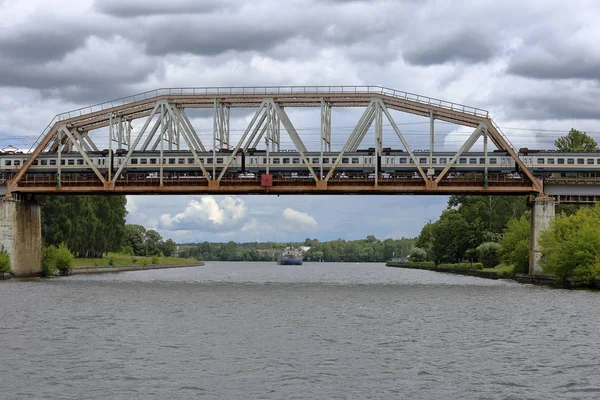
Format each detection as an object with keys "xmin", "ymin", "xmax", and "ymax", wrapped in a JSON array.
[
  {"xmin": 158, "ymin": 196, "xmax": 247, "ymax": 233},
  {"xmin": 281, "ymin": 208, "xmax": 318, "ymax": 232}
]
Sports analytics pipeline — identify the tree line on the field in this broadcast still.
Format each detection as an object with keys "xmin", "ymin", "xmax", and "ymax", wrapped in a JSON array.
[{"xmin": 179, "ymin": 236, "xmax": 415, "ymax": 262}]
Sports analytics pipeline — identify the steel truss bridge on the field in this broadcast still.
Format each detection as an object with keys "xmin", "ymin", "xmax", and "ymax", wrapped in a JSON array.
[{"xmin": 1, "ymin": 86, "xmax": 598, "ymax": 201}]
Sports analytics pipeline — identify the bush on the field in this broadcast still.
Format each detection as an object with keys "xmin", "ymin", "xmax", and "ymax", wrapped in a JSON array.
[
  {"xmin": 54, "ymin": 243, "xmax": 74, "ymax": 273},
  {"xmin": 540, "ymin": 204, "xmax": 600, "ymax": 283},
  {"xmin": 409, "ymin": 247, "xmax": 428, "ymax": 262},
  {"xmin": 108, "ymin": 258, "xmax": 114, "ymax": 266},
  {"xmin": 131, "ymin": 257, "xmax": 137, "ymax": 264},
  {"xmin": 41, "ymin": 244, "xmax": 58, "ymax": 277},
  {"xmin": 121, "ymin": 246, "xmax": 134, "ymax": 256},
  {"xmin": 0, "ymin": 248, "xmax": 11, "ymax": 273},
  {"xmin": 477, "ymin": 242, "xmax": 502, "ymax": 268},
  {"xmin": 387, "ymin": 261, "xmax": 434, "ymax": 268},
  {"xmin": 140, "ymin": 258, "xmax": 149, "ymax": 266},
  {"xmin": 437, "ymin": 262, "xmax": 484, "ymax": 270},
  {"xmin": 151, "ymin": 256, "xmax": 159, "ymax": 265}
]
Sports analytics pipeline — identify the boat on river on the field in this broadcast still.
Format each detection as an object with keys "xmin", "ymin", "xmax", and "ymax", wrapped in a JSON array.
[{"xmin": 277, "ymin": 248, "xmax": 303, "ymax": 265}]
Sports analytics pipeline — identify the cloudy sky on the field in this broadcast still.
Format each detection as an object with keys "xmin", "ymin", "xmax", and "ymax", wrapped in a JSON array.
[{"xmin": 2, "ymin": 0, "xmax": 600, "ymax": 243}]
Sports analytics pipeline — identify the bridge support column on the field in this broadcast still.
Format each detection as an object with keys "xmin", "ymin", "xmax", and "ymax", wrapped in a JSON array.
[
  {"xmin": 529, "ymin": 196, "xmax": 555, "ymax": 274},
  {"xmin": 0, "ymin": 195, "xmax": 42, "ymax": 277}
]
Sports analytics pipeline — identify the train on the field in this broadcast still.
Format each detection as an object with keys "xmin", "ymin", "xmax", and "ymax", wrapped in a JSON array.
[{"xmin": 0, "ymin": 148, "xmax": 599, "ymax": 178}]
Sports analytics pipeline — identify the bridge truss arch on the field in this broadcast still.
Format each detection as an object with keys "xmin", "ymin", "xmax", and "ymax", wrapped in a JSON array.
[{"xmin": 7, "ymin": 86, "xmax": 543, "ymax": 195}]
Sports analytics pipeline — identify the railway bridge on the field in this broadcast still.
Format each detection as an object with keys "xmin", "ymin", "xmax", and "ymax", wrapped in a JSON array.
[{"xmin": 1, "ymin": 86, "xmax": 598, "ymax": 277}]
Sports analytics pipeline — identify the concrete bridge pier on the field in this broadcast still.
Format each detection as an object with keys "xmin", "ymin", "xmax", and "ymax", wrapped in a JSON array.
[
  {"xmin": 529, "ymin": 196, "xmax": 556, "ymax": 274},
  {"xmin": 0, "ymin": 194, "xmax": 42, "ymax": 277}
]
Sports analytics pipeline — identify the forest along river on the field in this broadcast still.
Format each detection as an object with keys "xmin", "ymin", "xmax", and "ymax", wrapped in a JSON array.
[{"xmin": 1, "ymin": 262, "xmax": 600, "ymax": 399}]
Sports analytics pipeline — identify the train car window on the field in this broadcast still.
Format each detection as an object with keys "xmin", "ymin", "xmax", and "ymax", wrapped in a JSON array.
[
  {"xmin": 431, "ymin": 158, "xmax": 437, "ymax": 164},
  {"xmin": 567, "ymin": 158, "xmax": 574, "ymax": 165},
  {"xmin": 469, "ymin": 158, "xmax": 476, "ymax": 164},
  {"xmin": 262, "ymin": 158, "xmax": 267, "ymax": 164},
  {"xmin": 207, "ymin": 158, "xmax": 213, "ymax": 163},
  {"xmin": 68, "ymin": 159, "xmax": 74, "ymax": 165},
  {"xmin": 352, "ymin": 158, "xmax": 359, "ymax": 164},
  {"xmin": 537, "ymin": 158, "xmax": 544, "ymax": 164},
  {"xmin": 175, "ymin": 158, "xmax": 183, "ymax": 164},
  {"xmin": 131, "ymin": 158, "xmax": 138, "ymax": 164},
  {"xmin": 77, "ymin": 159, "xmax": 84, "ymax": 165},
  {"xmin": 547, "ymin": 158, "xmax": 555, "ymax": 164},
  {"xmin": 419, "ymin": 158, "xmax": 427, "ymax": 164},
  {"xmin": 140, "ymin": 159, "xmax": 148, "ymax": 164},
  {"xmin": 168, "ymin": 158, "xmax": 175, "ymax": 164},
  {"xmin": 4, "ymin": 160, "xmax": 11, "ymax": 166},
  {"xmin": 479, "ymin": 158, "xmax": 485, "ymax": 164},
  {"xmin": 283, "ymin": 158, "xmax": 290, "ymax": 164},
  {"xmin": 50, "ymin": 159, "xmax": 57, "ymax": 166},
  {"xmin": 292, "ymin": 158, "xmax": 300, "ymax": 164},
  {"xmin": 14, "ymin": 160, "xmax": 20, "ymax": 166},
  {"xmin": 187, "ymin": 158, "xmax": 194, "ymax": 164},
  {"xmin": 149, "ymin": 158, "xmax": 157, "ymax": 164},
  {"xmin": 459, "ymin": 158, "xmax": 467, "ymax": 164},
  {"xmin": 273, "ymin": 158, "xmax": 280, "ymax": 164},
  {"xmin": 342, "ymin": 158, "xmax": 349, "ymax": 163},
  {"xmin": 216, "ymin": 158, "xmax": 223, "ymax": 164},
  {"xmin": 41, "ymin": 160, "xmax": 47, "ymax": 165},
  {"xmin": 33, "ymin": 160, "xmax": 39, "ymax": 166},
  {"xmin": 312, "ymin": 158, "xmax": 319, "ymax": 163},
  {"xmin": 557, "ymin": 158, "xmax": 564, "ymax": 164},
  {"xmin": 489, "ymin": 158, "xmax": 497, "ymax": 164},
  {"xmin": 60, "ymin": 160, "xmax": 65, "ymax": 165},
  {"xmin": 577, "ymin": 158, "xmax": 584, "ymax": 164},
  {"xmin": 439, "ymin": 158, "xmax": 447, "ymax": 164},
  {"xmin": 399, "ymin": 158, "xmax": 407, "ymax": 164},
  {"xmin": 588, "ymin": 159, "xmax": 595, "ymax": 164},
  {"xmin": 323, "ymin": 158, "xmax": 329, "ymax": 163}
]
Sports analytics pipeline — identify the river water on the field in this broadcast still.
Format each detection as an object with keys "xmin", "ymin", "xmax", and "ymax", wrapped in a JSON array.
[{"xmin": 1, "ymin": 262, "xmax": 600, "ymax": 399}]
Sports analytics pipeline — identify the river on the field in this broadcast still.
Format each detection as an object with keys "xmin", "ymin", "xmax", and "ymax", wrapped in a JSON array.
[{"xmin": 1, "ymin": 262, "xmax": 600, "ymax": 399}]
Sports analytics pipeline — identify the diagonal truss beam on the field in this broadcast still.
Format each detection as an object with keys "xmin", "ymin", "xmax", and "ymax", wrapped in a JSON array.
[
  {"xmin": 60, "ymin": 126, "xmax": 106, "ymax": 184},
  {"xmin": 434, "ymin": 123, "xmax": 485, "ymax": 185}
]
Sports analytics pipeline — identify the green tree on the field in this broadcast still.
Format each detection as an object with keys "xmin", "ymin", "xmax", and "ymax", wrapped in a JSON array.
[
  {"xmin": 476, "ymin": 242, "xmax": 502, "ymax": 268},
  {"xmin": 499, "ymin": 214, "xmax": 530, "ymax": 274},
  {"xmin": 554, "ymin": 128, "xmax": 598, "ymax": 151},
  {"xmin": 123, "ymin": 225, "xmax": 147, "ymax": 256},
  {"xmin": 160, "ymin": 239, "xmax": 177, "ymax": 257}
]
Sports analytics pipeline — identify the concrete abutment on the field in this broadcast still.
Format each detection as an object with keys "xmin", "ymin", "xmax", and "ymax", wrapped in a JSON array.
[
  {"xmin": 0, "ymin": 195, "xmax": 42, "ymax": 277},
  {"xmin": 529, "ymin": 196, "xmax": 556, "ymax": 274}
]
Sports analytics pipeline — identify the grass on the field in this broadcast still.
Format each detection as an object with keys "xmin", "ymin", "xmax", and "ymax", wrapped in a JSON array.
[
  {"xmin": 73, "ymin": 253, "xmax": 199, "ymax": 268},
  {"xmin": 482, "ymin": 263, "xmax": 516, "ymax": 279}
]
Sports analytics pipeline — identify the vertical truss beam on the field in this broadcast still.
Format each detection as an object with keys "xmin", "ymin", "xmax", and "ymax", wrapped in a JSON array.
[
  {"xmin": 214, "ymin": 100, "xmax": 230, "ymax": 150},
  {"xmin": 429, "ymin": 111, "xmax": 434, "ymax": 177},
  {"xmin": 434, "ymin": 123, "xmax": 485, "ymax": 185}
]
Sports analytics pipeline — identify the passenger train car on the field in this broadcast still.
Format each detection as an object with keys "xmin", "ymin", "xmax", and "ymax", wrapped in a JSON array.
[{"xmin": 1, "ymin": 148, "xmax": 599, "ymax": 178}]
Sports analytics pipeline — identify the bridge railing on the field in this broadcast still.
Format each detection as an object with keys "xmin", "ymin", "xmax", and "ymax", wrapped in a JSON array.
[{"xmin": 28, "ymin": 86, "xmax": 489, "ymax": 152}]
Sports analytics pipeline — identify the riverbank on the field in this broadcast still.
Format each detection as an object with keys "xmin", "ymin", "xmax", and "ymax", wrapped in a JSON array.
[
  {"xmin": 71, "ymin": 262, "xmax": 204, "ymax": 275},
  {"xmin": 386, "ymin": 261, "xmax": 499, "ymax": 279},
  {"xmin": 386, "ymin": 261, "xmax": 600, "ymax": 290}
]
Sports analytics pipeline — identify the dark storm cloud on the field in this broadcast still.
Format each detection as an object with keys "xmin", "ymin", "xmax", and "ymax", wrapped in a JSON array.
[
  {"xmin": 507, "ymin": 50, "xmax": 600, "ymax": 81},
  {"xmin": 403, "ymin": 30, "xmax": 498, "ymax": 66},
  {"xmin": 503, "ymin": 93, "xmax": 600, "ymax": 121},
  {"xmin": 0, "ymin": 30, "xmax": 87, "ymax": 62},
  {"xmin": 94, "ymin": 0, "xmax": 230, "ymax": 17}
]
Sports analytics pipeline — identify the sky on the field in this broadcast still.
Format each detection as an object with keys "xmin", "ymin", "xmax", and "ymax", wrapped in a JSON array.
[{"xmin": 1, "ymin": 0, "xmax": 600, "ymax": 243}]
